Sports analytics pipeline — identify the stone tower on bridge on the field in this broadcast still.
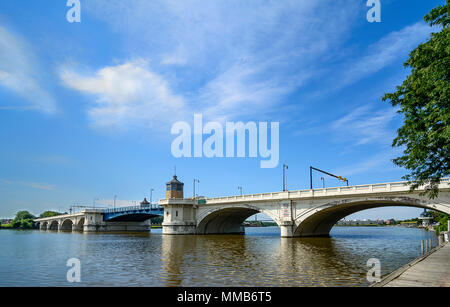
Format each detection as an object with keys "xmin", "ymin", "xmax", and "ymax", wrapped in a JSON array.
[{"xmin": 166, "ymin": 175, "xmax": 184, "ymax": 199}]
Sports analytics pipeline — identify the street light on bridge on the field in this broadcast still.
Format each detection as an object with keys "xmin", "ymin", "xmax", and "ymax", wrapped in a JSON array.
[
  {"xmin": 193, "ymin": 179, "xmax": 200, "ymax": 199},
  {"xmin": 283, "ymin": 164, "xmax": 288, "ymax": 191},
  {"xmin": 238, "ymin": 186, "xmax": 243, "ymax": 196}
]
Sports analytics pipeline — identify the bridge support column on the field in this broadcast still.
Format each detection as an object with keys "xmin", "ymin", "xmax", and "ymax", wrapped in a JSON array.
[
  {"xmin": 161, "ymin": 199, "xmax": 197, "ymax": 235},
  {"xmin": 162, "ymin": 222, "xmax": 197, "ymax": 235},
  {"xmin": 72, "ymin": 224, "xmax": 83, "ymax": 232},
  {"xmin": 280, "ymin": 221, "xmax": 294, "ymax": 238}
]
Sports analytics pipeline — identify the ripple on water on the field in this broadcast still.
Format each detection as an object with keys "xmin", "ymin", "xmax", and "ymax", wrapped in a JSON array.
[{"xmin": 0, "ymin": 227, "xmax": 437, "ymax": 286}]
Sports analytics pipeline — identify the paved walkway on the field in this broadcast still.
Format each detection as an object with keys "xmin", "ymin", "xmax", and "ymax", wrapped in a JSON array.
[{"xmin": 375, "ymin": 243, "xmax": 450, "ymax": 287}]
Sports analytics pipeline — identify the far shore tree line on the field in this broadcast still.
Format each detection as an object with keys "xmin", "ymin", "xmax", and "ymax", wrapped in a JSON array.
[{"xmin": 0, "ymin": 211, "xmax": 65, "ymax": 230}]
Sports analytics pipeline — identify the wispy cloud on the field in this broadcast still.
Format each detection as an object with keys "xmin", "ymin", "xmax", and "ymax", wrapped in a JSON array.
[
  {"xmin": 61, "ymin": 0, "xmax": 359, "ymax": 129},
  {"xmin": 333, "ymin": 22, "xmax": 434, "ymax": 90},
  {"xmin": 0, "ymin": 26, "xmax": 56, "ymax": 113},
  {"xmin": 0, "ymin": 179, "xmax": 55, "ymax": 191},
  {"xmin": 332, "ymin": 149, "xmax": 403, "ymax": 177},
  {"xmin": 331, "ymin": 105, "xmax": 399, "ymax": 146}
]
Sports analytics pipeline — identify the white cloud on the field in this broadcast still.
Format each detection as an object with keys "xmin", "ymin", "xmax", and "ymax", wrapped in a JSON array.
[
  {"xmin": 0, "ymin": 26, "xmax": 56, "ymax": 113},
  {"xmin": 74, "ymin": 0, "xmax": 359, "ymax": 128},
  {"xmin": 60, "ymin": 60, "xmax": 185, "ymax": 130}
]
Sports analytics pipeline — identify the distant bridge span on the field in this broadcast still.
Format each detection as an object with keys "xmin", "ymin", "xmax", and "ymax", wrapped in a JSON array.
[
  {"xmin": 35, "ymin": 206, "xmax": 164, "ymax": 232},
  {"xmin": 160, "ymin": 179, "xmax": 450, "ymax": 237}
]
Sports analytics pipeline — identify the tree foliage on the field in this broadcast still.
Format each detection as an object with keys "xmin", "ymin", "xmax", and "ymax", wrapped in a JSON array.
[
  {"xmin": 382, "ymin": 1, "xmax": 450, "ymax": 198},
  {"xmin": 39, "ymin": 211, "xmax": 62, "ymax": 218},
  {"xmin": 10, "ymin": 211, "xmax": 36, "ymax": 229}
]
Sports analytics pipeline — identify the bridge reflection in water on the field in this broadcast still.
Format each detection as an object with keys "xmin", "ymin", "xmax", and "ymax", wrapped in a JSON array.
[
  {"xmin": 159, "ymin": 227, "xmax": 437, "ymax": 287},
  {"xmin": 0, "ymin": 226, "xmax": 437, "ymax": 286}
]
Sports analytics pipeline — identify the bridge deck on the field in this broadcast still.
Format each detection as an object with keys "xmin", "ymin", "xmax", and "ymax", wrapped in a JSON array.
[
  {"xmin": 375, "ymin": 243, "xmax": 450, "ymax": 287},
  {"xmin": 197, "ymin": 178, "xmax": 450, "ymax": 205}
]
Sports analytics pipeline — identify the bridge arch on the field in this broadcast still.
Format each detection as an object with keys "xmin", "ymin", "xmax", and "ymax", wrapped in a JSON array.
[
  {"xmin": 48, "ymin": 220, "xmax": 59, "ymax": 231},
  {"xmin": 294, "ymin": 196, "xmax": 450, "ymax": 237},
  {"xmin": 77, "ymin": 217, "xmax": 85, "ymax": 229},
  {"xmin": 60, "ymin": 219, "xmax": 74, "ymax": 231},
  {"xmin": 196, "ymin": 204, "xmax": 280, "ymax": 235}
]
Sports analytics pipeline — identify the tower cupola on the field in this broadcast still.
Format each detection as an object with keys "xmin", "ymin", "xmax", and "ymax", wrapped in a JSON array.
[{"xmin": 166, "ymin": 175, "xmax": 184, "ymax": 199}]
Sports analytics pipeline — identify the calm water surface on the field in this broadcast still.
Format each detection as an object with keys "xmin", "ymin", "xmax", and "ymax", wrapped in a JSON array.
[{"xmin": 0, "ymin": 226, "xmax": 437, "ymax": 287}]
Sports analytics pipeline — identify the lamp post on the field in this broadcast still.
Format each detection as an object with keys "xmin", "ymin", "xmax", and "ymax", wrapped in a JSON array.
[
  {"xmin": 283, "ymin": 164, "xmax": 288, "ymax": 191},
  {"xmin": 150, "ymin": 188, "xmax": 154, "ymax": 205},
  {"xmin": 238, "ymin": 186, "xmax": 243, "ymax": 196},
  {"xmin": 193, "ymin": 179, "xmax": 200, "ymax": 199}
]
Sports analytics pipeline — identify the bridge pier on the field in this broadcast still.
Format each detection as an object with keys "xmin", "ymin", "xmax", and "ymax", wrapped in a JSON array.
[
  {"xmin": 84, "ymin": 221, "xmax": 151, "ymax": 232},
  {"xmin": 72, "ymin": 224, "xmax": 83, "ymax": 232},
  {"xmin": 280, "ymin": 221, "xmax": 294, "ymax": 238},
  {"xmin": 161, "ymin": 199, "xmax": 197, "ymax": 235},
  {"xmin": 162, "ymin": 222, "xmax": 197, "ymax": 235}
]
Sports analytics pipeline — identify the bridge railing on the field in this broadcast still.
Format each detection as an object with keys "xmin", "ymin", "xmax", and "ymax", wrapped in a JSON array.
[
  {"xmin": 203, "ymin": 178, "xmax": 450, "ymax": 204},
  {"xmin": 103, "ymin": 204, "xmax": 163, "ymax": 214}
]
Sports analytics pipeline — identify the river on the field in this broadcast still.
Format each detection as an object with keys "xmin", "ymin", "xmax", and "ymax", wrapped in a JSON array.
[{"xmin": 0, "ymin": 226, "xmax": 437, "ymax": 287}]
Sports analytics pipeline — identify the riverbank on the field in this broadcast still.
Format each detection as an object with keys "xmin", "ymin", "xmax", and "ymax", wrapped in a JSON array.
[{"xmin": 373, "ymin": 242, "xmax": 450, "ymax": 287}]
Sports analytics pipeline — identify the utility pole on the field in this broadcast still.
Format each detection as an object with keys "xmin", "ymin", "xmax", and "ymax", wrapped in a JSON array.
[
  {"xmin": 283, "ymin": 164, "xmax": 288, "ymax": 191},
  {"xmin": 310, "ymin": 166, "xmax": 348, "ymax": 189}
]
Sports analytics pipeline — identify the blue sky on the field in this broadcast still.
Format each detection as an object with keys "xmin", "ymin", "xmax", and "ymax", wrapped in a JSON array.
[{"xmin": 0, "ymin": 0, "xmax": 444, "ymax": 219}]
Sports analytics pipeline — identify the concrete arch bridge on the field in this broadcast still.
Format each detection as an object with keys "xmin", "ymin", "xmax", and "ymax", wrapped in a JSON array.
[
  {"xmin": 161, "ymin": 179, "xmax": 450, "ymax": 237},
  {"xmin": 35, "ymin": 206, "xmax": 164, "ymax": 232}
]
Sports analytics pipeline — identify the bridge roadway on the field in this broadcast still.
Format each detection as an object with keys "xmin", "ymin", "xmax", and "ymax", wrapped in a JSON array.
[{"xmin": 35, "ymin": 179, "xmax": 450, "ymax": 237}]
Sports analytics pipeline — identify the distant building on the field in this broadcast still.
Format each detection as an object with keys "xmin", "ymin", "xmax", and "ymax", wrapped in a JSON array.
[
  {"xmin": 385, "ymin": 219, "xmax": 396, "ymax": 225},
  {"xmin": 336, "ymin": 219, "xmax": 385, "ymax": 226},
  {"xmin": 140, "ymin": 198, "xmax": 150, "ymax": 208},
  {"xmin": 418, "ymin": 209, "xmax": 433, "ymax": 227}
]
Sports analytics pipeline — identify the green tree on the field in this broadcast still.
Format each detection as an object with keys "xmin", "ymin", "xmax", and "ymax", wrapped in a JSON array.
[
  {"xmin": 39, "ymin": 211, "xmax": 62, "ymax": 218},
  {"xmin": 382, "ymin": 1, "xmax": 450, "ymax": 198},
  {"xmin": 11, "ymin": 211, "xmax": 36, "ymax": 229}
]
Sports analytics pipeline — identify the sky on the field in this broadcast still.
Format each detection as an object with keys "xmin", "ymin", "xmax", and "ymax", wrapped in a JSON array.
[{"xmin": 0, "ymin": 0, "xmax": 444, "ymax": 220}]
